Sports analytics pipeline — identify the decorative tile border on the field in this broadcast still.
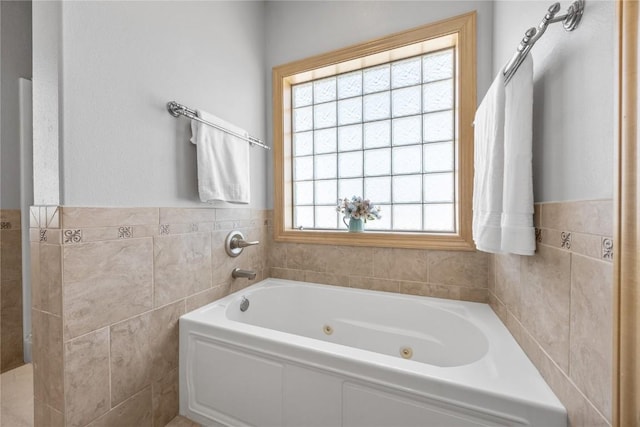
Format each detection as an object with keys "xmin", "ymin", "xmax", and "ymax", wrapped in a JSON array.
[
  {"xmin": 39, "ymin": 229, "xmax": 48, "ymax": 242},
  {"xmin": 0, "ymin": 222, "xmax": 11, "ymax": 230},
  {"xmin": 561, "ymin": 232, "xmax": 572, "ymax": 250},
  {"xmin": 602, "ymin": 238, "xmax": 613, "ymax": 260},
  {"xmin": 63, "ymin": 230, "xmax": 83, "ymax": 244},
  {"xmin": 118, "ymin": 226, "xmax": 133, "ymax": 239},
  {"xmin": 159, "ymin": 224, "xmax": 170, "ymax": 235}
]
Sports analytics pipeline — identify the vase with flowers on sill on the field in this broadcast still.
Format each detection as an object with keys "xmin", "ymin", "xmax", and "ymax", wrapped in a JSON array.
[{"xmin": 336, "ymin": 196, "xmax": 382, "ymax": 233}]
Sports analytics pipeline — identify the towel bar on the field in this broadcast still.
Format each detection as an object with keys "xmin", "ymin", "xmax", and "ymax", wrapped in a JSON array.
[{"xmin": 167, "ymin": 101, "xmax": 270, "ymax": 150}]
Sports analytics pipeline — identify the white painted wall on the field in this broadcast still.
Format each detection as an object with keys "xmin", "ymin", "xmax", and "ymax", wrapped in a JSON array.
[
  {"xmin": 263, "ymin": 0, "xmax": 495, "ymax": 208},
  {"xmin": 1, "ymin": 1, "xmax": 31, "ymax": 208},
  {"xmin": 58, "ymin": 1, "xmax": 267, "ymax": 208},
  {"xmin": 492, "ymin": 0, "xmax": 615, "ymax": 202},
  {"xmin": 32, "ymin": 0, "xmax": 61, "ymax": 206}
]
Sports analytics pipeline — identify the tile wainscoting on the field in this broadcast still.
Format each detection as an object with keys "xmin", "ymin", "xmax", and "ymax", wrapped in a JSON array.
[
  {"xmin": 30, "ymin": 202, "xmax": 613, "ymax": 427},
  {"xmin": 0, "ymin": 208, "xmax": 24, "ymax": 372},
  {"xmin": 489, "ymin": 200, "xmax": 613, "ymax": 426},
  {"xmin": 30, "ymin": 206, "xmax": 269, "ymax": 427}
]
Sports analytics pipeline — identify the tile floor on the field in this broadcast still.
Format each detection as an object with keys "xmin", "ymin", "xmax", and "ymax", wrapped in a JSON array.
[
  {"xmin": 0, "ymin": 363, "xmax": 199, "ymax": 427},
  {"xmin": 1, "ymin": 364, "xmax": 33, "ymax": 427}
]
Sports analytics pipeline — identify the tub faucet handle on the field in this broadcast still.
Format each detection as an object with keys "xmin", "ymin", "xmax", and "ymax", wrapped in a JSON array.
[{"xmin": 231, "ymin": 237, "xmax": 259, "ymax": 249}]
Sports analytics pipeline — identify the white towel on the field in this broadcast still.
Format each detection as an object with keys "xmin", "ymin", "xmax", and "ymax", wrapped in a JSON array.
[
  {"xmin": 190, "ymin": 110, "xmax": 250, "ymax": 204},
  {"xmin": 473, "ymin": 55, "xmax": 535, "ymax": 255}
]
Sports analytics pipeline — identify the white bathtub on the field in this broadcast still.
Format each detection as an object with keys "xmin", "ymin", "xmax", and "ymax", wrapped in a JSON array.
[{"xmin": 179, "ymin": 279, "xmax": 566, "ymax": 427}]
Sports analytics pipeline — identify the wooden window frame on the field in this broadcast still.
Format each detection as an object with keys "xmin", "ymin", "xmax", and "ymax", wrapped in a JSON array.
[{"xmin": 272, "ymin": 12, "xmax": 476, "ymax": 250}]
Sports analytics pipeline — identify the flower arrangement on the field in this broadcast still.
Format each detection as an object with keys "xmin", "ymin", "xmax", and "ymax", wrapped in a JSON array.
[{"xmin": 336, "ymin": 196, "xmax": 382, "ymax": 222}]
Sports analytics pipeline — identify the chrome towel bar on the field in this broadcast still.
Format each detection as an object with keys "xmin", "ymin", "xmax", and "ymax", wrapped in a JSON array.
[
  {"xmin": 167, "ymin": 101, "xmax": 270, "ymax": 150},
  {"xmin": 503, "ymin": 0, "xmax": 585, "ymax": 85}
]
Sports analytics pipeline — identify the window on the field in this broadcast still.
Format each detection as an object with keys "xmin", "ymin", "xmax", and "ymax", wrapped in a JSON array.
[{"xmin": 273, "ymin": 12, "xmax": 476, "ymax": 250}]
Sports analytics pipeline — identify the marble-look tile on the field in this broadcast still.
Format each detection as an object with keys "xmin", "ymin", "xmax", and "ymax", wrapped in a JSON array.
[
  {"xmin": 399, "ymin": 281, "xmax": 487, "ymax": 302},
  {"xmin": 270, "ymin": 267, "xmax": 305, "ymax": 281},
  {"xmin": 487, "ymin": 255, "xmax": 495, "ymax": 294},
  {"xmin": 61, "ymin": 207, "xmax": 159, "ymax": 228},
  {"xmin": 150, "ymin": 300, "xmax": 185, "ymax": 381},
  {"xmin": 185, "ymin": 284, "xmax": 231, "ymax": 312},
  {"xmin": 372, "ymin": 248, "xmax": 427, "ymax": 281},
  {"xmin": 110, "ymin": 312, "xmax": 152, "ymax": 406},
  {"xmin": 267, "ymin": 239, "xmax": 287, "ymax": 269},
  {"xmin": 504, "ymin": 312, "xmax": 609, "ymax": 427},
  {"xmin": 152, "ymin": 368, "xmax": 179, "ymax": 427},
  {"xmin": 428, "ymin": 250, "xmax": 488, "ymax": 288},
  {"xmin": 88, "ymin": 387, "xmax": 152, "ymax": 427},
  {"xmin": 211, "ymin": 230, "xmax": 239, "ymax": 286},
  {"xmin": 350, "ymin": 276, "xmax": 399, "ymax": 293},
  {"xmin": 570, "ymin": 232, "xmax": 603, "ymax": 260},
  {"xmin": 63, "ymin": 238, "xmax": 154, "ymax": 339},
  {"xmin": 154, "ymin": 233, "xmax": 212, "ymax": 307},
  {"xmin": 304, "ymin": 271, "xmax": 350, "ymax": 287},
  {"xmin": 494, "ymin": 253, "xmax": 522, "ymax": 318},
  {"xmin": 31, "ymin": 309, "xmax": 63, "ymax": 411},
  {"xmin": 519, "ymin": 244, "xmax": 571, "ymax": 373},
  {"xmin": 37, "ymin": 243, "xmax": 62, "ymax": 316},
  {"xmin": 542, "ymin": 200, "xmax": 612, "ymax": 236},
  {"xmin": 159, "ymin": 208, "xmax": 216, "ymax": 224},
  {"xmin": 324, "ymin": 245, "xmax": 373, "ymax": 276},
  {"xmin": 34, "ymin": 399, "xmax": 64, "ymax": 427},
  {"xmin": 1, "ymin": 363, "xmax": 34, "ymax": 427},
  {"xmin": 286, "ymin": 243, "xmax": 328, "ymax": 272},
  {"xmin": 533, "ymin": 204, "xmax": 541, "ymax": 228},
  {"xmin": 1, "ymin": 229, "xmax": 22, "ymax": 281},
  {"xmin": 215, "ymin": 208, "xmax": 251, "ymax": 221},
  {"xmin": 64, "ymin": 328, "xmax": 110, "ymax": 427},
  {"xmin": 0, "ymin": 209, "xmax": 21, "ymax": 224},
  {"xmin": 1, "ymin": 279, "xmax": 24, "ymax": 372},
  {"xmin": 570, "ymin": 254, "xmax": 613, "ymax": 421},
  {"xmin": 488, "ymin": 292, "xmax": 507, "ymax": 325}
]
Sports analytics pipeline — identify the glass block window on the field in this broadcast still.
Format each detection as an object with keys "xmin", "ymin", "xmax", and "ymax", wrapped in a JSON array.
[{"xmin": 291, "ymin": 49, "xmax": 456, "ymax": 233}]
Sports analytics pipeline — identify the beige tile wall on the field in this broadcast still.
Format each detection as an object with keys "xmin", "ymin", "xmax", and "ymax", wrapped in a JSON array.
[
  {"xmin": 269, "ymin": 235, "xmax": 489, "ymax": 303},
  {"xmin": 30, "ymin": 202, "xmax": 614, "ymax": 427},
  {"xmin": 489, "ymin": 200, "xmax": 613, "ymax": 427},
  {"xmin": 0, "ymin": 209, "xmax": 24, "ymax": 373},
  {"xmin": 30, "ymin": 206, "xmax": 269, "ymax": 427}
]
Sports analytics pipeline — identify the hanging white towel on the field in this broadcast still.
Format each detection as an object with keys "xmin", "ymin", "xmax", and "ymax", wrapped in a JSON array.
[
  {"xmin": 472, "ymin": 68, "xmax": 506, "ymax": 253},
  {"xmin": 190, "ymin": 110, "xmax": 250, "ymax": 204},
  {"xmin": 501, "ymin": 56, "xmax": 535, "ymax": 255},
  {"xmin": 473, "ymin": 55, "xmax": 535, "ymax": 255}
]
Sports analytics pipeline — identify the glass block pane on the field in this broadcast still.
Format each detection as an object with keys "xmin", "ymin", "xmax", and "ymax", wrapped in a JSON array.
[
  {"xmin": 363, "ymin": 120, "xmax": 390, "ymax": 148},
  {"xmin": 293, "ymin": 83, "xmax": 313, "ymax": 108},
  {"xmin": 365, "ymin": 204, "xmax": 391, "ymax": 230},
  {"xmin": 294, "ymin": 156, "xmax": 313, "ymax": 181},
  {"xmin": 295, "ymin": 181, "xmax": 313, "ymax": 205},
  {"xmin": 392, "ymin": 175, "xmax": 422, "ymax": 203},
  {"xmin": 315, "ymin": 206, "xmax": 338, "ymax": 229},
  {"xmin": 423, "ymin": 79, "xmax": 453, "ymax": 113},
  {"xmin": 294, "ymin": 206, "xmax": 314, "ymax": 229},
  {"xmin": 294, "ymin": 106, "xmax": 313, "ymax": 132},
  {"xmin": 392, "ymin": 116, "xmax": 421, "ymax": 146},
  {"xmin": 338, "ymin": 178, "xmax": 363, "ymax": 200},
  {"xmin": 364, "ymin": 176, "xmax": 391, "ymax": 203},
  {"xmin": 364, "ymin": 148, "xmax": 391, "ymax": 176},
  {"xmin": 338, "ymin": 151, "xmax": 363, "ymax": 178},
  {"xmin": 338, "ymin": 97, "xmax": 362, "ymax": 126},
  {"xmin": 423, "ymin": 172, "xmax": 454, "ymax": 202},
  {"xmin": 314, "ymin": 128, "xmax": 337, "ymax": 154},
  {"xmin": 293, "ymin": 131, "xmax": 313, "ymax": 156},
  {"xmin": 338, "ymin": 71, "xmax": 362, "ymax": 99},
  {"xmin": 391, "ymin": 57, "xmax": 421, "ymax": 89},
  {"xmin": 315, "ymin": 179, "xmax": 337, "ymax": 205},
  {"xmin": 392, "ymin": 86, "xmax": 421, "ymax": 118},
  {"xmin": 424, "ymin": 203, "xmax": 455, "ymax": 232},
  {"xmin": 314, "ymin": 77, "xmax": 336, "ymax": 103},
  {"xmin": 392, "ymin": 204, "xmax": 422, "ymax": 231},
  {"xmin": 314, "ymin": 102, "xmax": 337, "ymax": 129},
  {"xmin": 314, "ymin": 153, "xmax": 337, "ymax": 179},
  {"xmin": 423, "ymin": 49, "xmax": 454, "ymax": 83},
  {"xmin": 423, "ymin": 141, "xmax": 453, "ymax": 172},
  {"xmin": 363, "ymin": 92, "xmax": 390, "ymax": 121},
  {"xmin": 392, "ymin": 146, "xmax": 421, "ymax": 174},
  {"xmin": 423, "ymin": 110, "xmax": 453, "ymax": 142},
  {"xmin": 338, "ymin": 124, "xmax": 363, "ymax": 151},
  {"xmin": 363, "ymin": 64, "xmax": 390, "ymax": 94}
]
